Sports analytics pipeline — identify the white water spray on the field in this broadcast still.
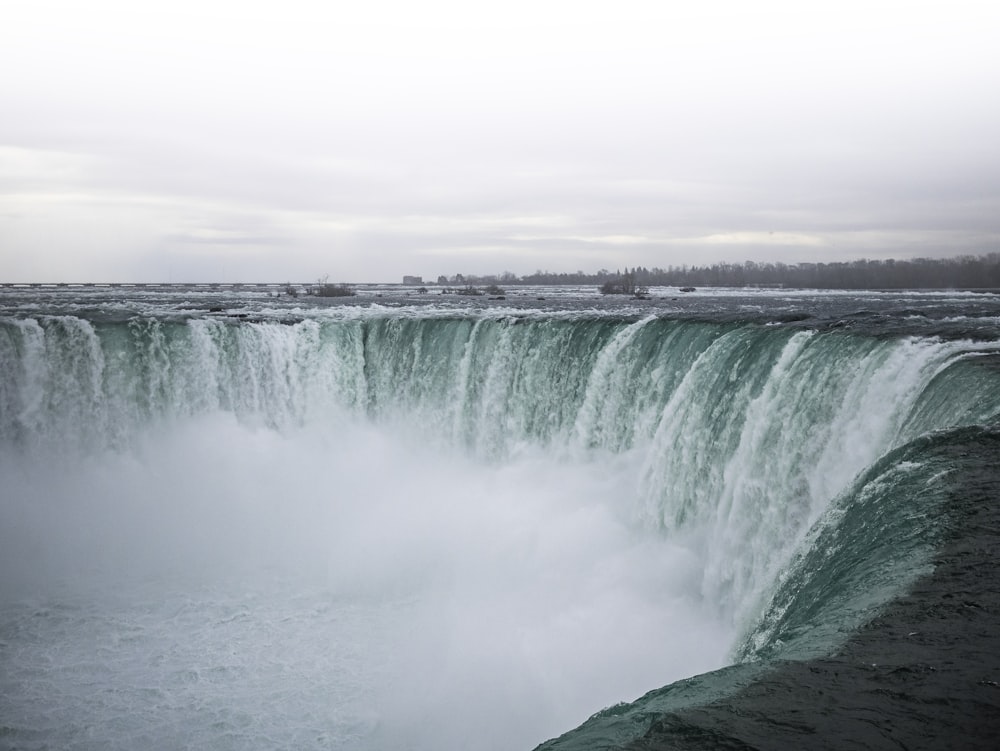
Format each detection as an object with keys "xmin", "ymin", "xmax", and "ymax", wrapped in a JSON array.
[{"xmin": 2, "ymin": 310, "xmax": 998, "ymax": 750}]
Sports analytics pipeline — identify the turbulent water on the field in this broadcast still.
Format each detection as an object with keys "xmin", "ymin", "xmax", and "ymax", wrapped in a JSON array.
[{"xmin": 2, "ymin": 285, "xmax": 999, "ymax": 750}]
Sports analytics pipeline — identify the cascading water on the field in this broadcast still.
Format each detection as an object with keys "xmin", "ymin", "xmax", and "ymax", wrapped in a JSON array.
[{"xmin": 2, "ymin": 292, "xmax": 1000, "ymax": 751}]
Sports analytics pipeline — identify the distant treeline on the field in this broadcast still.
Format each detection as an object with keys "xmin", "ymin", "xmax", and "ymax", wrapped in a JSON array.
[{"xmin": 436, "ymin": 253, "xmax": 1000, "ymax": 290}]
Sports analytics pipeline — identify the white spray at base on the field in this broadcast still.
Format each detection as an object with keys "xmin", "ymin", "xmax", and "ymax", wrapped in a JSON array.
[
  {"xmin": 1, "ymin": 416, "xmax": 726, "ymax": 751},
  {"xmin": 1, "ymin": 312, "xmax": 998, "ymax": 750}
]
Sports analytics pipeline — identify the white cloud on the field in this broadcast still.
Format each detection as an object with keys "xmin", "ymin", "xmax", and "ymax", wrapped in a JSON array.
[
  {"xmin": 693, "ymin": 232, "xmax": 826, "ymax": 247},
  {"xmin": 2, "ymin": 1, "xmax": 999, "ymax": 281}
]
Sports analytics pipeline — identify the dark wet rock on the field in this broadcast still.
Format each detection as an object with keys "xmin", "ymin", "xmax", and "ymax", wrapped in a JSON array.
[
  {"xmin": 539, "ymin": 434, "xmax": 1000, "ymax": 751},
  {"xmin": 631, "ymin": 459, "xmax": 1000, "ymax": 749}
]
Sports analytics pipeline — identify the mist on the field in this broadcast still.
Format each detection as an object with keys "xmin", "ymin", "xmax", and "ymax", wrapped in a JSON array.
[{"xmin": 0, "ymin": 411, "xmax": 730, "ymax": 749}]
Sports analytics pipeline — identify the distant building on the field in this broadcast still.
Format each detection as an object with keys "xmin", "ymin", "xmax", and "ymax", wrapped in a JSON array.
[{"xmin": 403, "ymin": 276, "xmax": 423, "ymax": 285}]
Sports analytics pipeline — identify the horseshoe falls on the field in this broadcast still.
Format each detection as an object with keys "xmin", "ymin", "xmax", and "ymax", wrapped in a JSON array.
[{"xmin": 2, "ymin": 288, "xmax": 1000, "ymax": 750}]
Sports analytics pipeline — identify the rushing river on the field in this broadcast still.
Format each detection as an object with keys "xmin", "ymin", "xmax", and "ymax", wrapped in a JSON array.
[{"xmin": 2, "ymin": 285, "xmax": 999, "ymax": 750}]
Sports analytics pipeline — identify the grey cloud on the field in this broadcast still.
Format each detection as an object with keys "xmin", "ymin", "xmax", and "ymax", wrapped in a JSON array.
[{"xmin": 3, "ymin": 1, "xmax": 999, "ymax": 281}]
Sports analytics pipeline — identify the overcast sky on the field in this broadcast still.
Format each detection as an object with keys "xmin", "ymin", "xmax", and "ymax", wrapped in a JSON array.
[{"xmin": 2, "ymin": 0, "xmax": 999, "ymax": 282}]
